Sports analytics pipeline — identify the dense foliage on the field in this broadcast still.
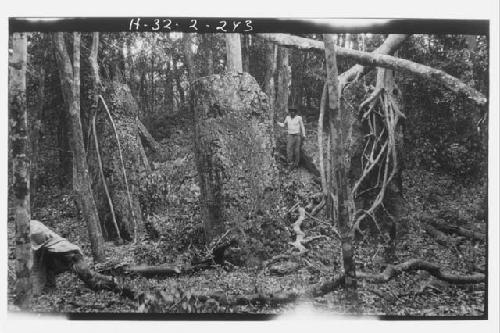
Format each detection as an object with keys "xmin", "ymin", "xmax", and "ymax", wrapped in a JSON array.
[{"xmin": 8, "ymin": 32, "xmax": 488, "ymax": 316}]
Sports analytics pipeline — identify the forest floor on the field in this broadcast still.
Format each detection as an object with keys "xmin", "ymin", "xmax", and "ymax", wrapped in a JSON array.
[{"xmin": 7, "ymin": 112, "xmax": 486, "ymax": 317}]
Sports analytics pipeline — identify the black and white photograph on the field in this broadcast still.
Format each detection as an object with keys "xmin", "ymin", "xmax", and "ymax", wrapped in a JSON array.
[{"xmin": 2, "ymin": 0, "xmax": 499, "ymax": 326}]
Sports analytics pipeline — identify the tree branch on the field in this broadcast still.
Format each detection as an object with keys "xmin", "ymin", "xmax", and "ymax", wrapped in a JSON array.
[{"xmin": 256, "ymin": 33, "xmax": 486, "ymax": 106}]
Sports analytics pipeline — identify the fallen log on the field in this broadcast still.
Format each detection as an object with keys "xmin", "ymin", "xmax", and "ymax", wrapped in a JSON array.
[
  {"xmin": 124, "ymin": 264, "xmax": 181, "ymax": 277},
  {"xmin": 118, "ymin": 239, "xmax": 239, "ymax": 278}
]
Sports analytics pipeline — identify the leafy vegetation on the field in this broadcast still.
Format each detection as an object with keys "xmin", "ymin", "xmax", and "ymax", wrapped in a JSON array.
[{"xmin": 7, "ymin": 31, "xmax": 487, "ymax": 316}]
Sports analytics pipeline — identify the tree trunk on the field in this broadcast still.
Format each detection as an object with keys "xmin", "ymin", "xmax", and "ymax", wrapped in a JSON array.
[
  {"xmin": 182, "ymin": 33, "xmax": 196, "ymax": 83},
  {"xmin": 30, "ymin": 42, "xmax": 47, "ymax": 200},
  {"xmin": 53, "ymin": 32, "xmax": 105, "ymax": 262},
  {"xmin": 318, "ymin": 84, "xmax": 328, "ymax": 196},
  {"xmin": 225, "ymin": 34, "xmax": 243, "ymax": 73},
  {"xmin": 10, "ymin": 32, "xmax": 32, "ymax": 308},
  {"xmin": 324, "ymin": 34, "xmax": 357, "ymax": 291}
]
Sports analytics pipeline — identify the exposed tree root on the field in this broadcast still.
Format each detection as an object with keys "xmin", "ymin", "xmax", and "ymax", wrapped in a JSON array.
[
  {"xmin": 74, "ymin": 254, "xmax": 485, "ymax": 311},
  {"xmin": 428, "ymin": 220, "xmax": 485, "ymax": 242},
  {"xmin": 358, "ymin": 259, "xmax": 485, "ymax": 284},
  {"xmin": 311, "ymin": 258, "xmax": 485, "ymax": 297},
  {"xmin": 309, "ymin": 198, "xmax": 325, "ymax": 216},
  {"xmin": 265, "ymin": 206, "xmax": 331, "ymax": 266},
  {"xmin": 290, "ymin": 207, "xmax": 307, "ymax": 253},
  {"xmin": 423, "ymin": 222, "xmax": 464, "ymax": 246},
  {"xmin": 304, "ymin": 211, "xmax": 340, "ymax": 239},
  {"xmin": 72, "ymin": 258, "xmax": 137, "ymax": 300}
]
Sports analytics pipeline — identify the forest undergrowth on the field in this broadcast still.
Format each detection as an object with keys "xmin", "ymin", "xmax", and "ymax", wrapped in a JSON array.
[{"xmin": 7, "ymin": 111, "xmax": 486, "ymax": 316}]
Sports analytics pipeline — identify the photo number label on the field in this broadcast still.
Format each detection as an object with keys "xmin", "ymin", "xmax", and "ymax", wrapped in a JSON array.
[{"xmin": 129, "ymin": 18, "xmax": 253, "ymax": 32}]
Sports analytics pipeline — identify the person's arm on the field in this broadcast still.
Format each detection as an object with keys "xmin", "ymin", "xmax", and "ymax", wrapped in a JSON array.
[
  {"xmin": 277, "ymin": 116, "xmax": 288, "ymax": 128},
  {"xmin": 299, "ymin": 116, "xmax": 306, "ymax": 138}
]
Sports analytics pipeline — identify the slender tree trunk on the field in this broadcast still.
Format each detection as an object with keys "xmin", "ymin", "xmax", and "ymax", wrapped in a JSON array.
[
  {"xmin": 10, "ymin": 32, "xmax": 32, "ymax": 308},
  {"xmin": 225, "ymin": 34, "xmax": 243, "ymax": 72},
  {"xmin": 207, "ymin": 46, "xmax": 214, "ymax": 75},
  {"xmin": 242, "ymin": 34, "xmax": 250, "ymax": 73},
  {"xmin": 31, "ymin": 43, "xmax": 47, "ymax": 201},
  {"xmin": 324, "ymin": 34, "xmax": 356, "ymax": 292},
  {"xmin": 55, "ymin": 93, "xmax": 72, "ymax": 188},
  {"xmin": 53, "ymin": 32, "xmax": 105, "ymax": 262},
  {"xmin": 89, "ymin": 33, "xmax": 101, "ymax": 86},
  {"xmin": 164, "ymin": 62, "xmax": 174, "ymax": 113},
  {"xmin": 263, "ymin": 43, "xmax": 278, "ymax": 124},
  {"xmin": 139, "ymin": 71, "xmax": 146, "ymax": 120},
  {"xmin": 318, "ymin": 84, "xmax": 328, "ymax": 196},
  {"xmin": 150, "ymin": 37, "xmax": 156, "ymax": 117},
  {"xmin": 176, "ymin": 75, "xmax": 185, "ymax": 108},
  {"xmin": 182, "ymin": 33, "xmax": 196, "ymax": 83},
  {"xmin": 123, "ymin": 37, "xmax": 131, "ymax": 84},
  {"xmin": 275, "ymin": 47, "xmax": 290, "ymax": 122}
]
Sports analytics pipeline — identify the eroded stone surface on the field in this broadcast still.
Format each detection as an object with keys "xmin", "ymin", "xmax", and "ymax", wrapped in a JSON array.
[{"xmin": 192, "ymin": 73, "xmax": 281, "ymax": 242}]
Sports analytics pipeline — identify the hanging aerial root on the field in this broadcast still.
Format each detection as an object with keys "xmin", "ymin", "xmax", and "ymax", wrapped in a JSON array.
[
  {"xmin": 358, "ymin": 87, "xmax": 382, "ymax": 117},
  {"xmin": 351, "ymin": 89, "xmax": 401, "ymax": 234}
]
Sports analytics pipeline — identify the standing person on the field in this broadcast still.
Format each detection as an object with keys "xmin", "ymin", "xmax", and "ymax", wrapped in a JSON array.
[{"xmin": 277, "ymin": 106, "xmax": 306, "ymax": 168}]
